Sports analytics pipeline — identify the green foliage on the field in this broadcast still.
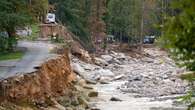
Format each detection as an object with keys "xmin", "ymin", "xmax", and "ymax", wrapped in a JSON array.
[
  {"xmin": 28, "ymin": 24, "xmax": 40, "ymax": 40},
  {"xmin": 0, "ymin": 0, "xmax": 34, "ymax": 51},
  {"xmin": 50, "ymin": 36, "xmax": 65, "ymax": 44},
  {"xmin": 179, "ymin": 91, "xmax": 194, "ymax": 103},
  {"xmin": 106, "ymin": 0, "xmax": 142, "ymax": 43},
  {"xmin": 106, "ymin": 0, "xmax": 164, "ymax": 44},
  {"xmin": 161, "ymin": 0, "xmax": 195, "ymax": 71},
  {"xmin": 30, "ymin": 0, "xmax": 48, "ymax": 22},
  {"xmin": 161, "ymin": 0, "xmax": 195, "ymax": 109},
  {"xmin": 179, "ymin": 72, "xmax": 195, "ymax": 110},
  {"xmin": 0, "ymin": 51, "xmax": 24, "ymax": 61},
  {"xmin": 50, "ymin": 0, "xmax": 91, "ymax": 46},
  {"xmin": 0, "ymin": 0, "xmax": 32, "ymax": 33},
  {"xmin": 0, "ymin": 36, "xmax": 17, "ymax": 53}
]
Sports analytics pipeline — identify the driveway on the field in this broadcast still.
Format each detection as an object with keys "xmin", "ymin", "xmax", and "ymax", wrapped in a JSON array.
[{"xmin": 0, "ymin": 41, "xmax": 57, "ymax": 79}]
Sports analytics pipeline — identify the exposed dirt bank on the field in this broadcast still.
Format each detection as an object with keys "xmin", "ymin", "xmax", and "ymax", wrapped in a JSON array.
[{"xmin": 0, "ymin": 50, "xmax": 76, "ymax": 109}]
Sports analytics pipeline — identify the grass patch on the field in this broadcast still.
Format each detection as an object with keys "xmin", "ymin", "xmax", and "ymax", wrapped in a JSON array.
[
  {"xmin": 29, "ymin": 24, "xmax": 40, "ymax": 40},
  {"xmin": 19, "ymin": 24, "xmax": 40, "ymax": 41},
  {"xmin": 0, "ymin": 51, "xmax": 24, "ymax": 61}
]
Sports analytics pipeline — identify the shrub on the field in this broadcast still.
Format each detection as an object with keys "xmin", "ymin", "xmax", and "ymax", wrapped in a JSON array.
[{"xmin": 0, "ymin": 35, "xmax": 17, "ymax": 53}]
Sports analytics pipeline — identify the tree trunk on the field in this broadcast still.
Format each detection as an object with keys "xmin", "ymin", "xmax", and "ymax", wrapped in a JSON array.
[
  {"xmin": 139, "ymin": 0, "xmax": 145, "ymax": 51},
  {"xmin": 7, "ymin": 28, "xmax": 16, "ymax": 38}
]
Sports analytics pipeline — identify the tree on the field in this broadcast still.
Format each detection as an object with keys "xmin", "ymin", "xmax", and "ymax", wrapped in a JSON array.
[
  {"xmin": 29, "ymin": 0, "xmax": 48, "ymax": 22},
  {"xmin": 49, "ymin": 0, "xmax": 92, "ymax": 49},
  {"xmin": 161, "ymin": 0, "xmax": 195, "ymax": 109},
  {"xmin": 89, "ymin": 0, "xmax": 107, "ymax": 52},
  {"xmin": 162, "ymin": 0, "xmax": 195, "ymax": 71},
  {"xmin": 0, "ymin": 0, "xmax": 32, "ymax": 38},
  {"xmin": 106, "ymin": 0, "xmax": 142, "ymax": 44},
  {"xmin": 49, "ymin": 0, "xmax": 107, "ymax": 51}
]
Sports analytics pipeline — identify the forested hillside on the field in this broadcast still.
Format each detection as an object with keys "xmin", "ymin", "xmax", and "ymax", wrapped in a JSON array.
[
  {"xmin": 48, "ymin": 0, "xmax": 170, "ymax": 50},
  {"xmin": 0, "ymin": 0, "xmax": 170, "ymax": 51}
]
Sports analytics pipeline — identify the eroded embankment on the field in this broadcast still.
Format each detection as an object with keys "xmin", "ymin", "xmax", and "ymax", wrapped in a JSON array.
[{"xmin": 0, "ymin": 50, "xmax": 75, "ymax": 108}]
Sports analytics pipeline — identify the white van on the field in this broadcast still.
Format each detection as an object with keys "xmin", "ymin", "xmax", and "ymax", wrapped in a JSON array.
[{"xmin": 46, "ymin": 13, "xmax": 56, "ymax": 24}]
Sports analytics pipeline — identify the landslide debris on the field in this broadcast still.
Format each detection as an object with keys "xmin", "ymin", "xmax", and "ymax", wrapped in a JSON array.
[
  {"xmin": 72, "ymin": 47, "xmax": 189, "ymax": 97},
  {"xmin": 0, "ymin": 50, "xmax": 91, "ymax": 110}
]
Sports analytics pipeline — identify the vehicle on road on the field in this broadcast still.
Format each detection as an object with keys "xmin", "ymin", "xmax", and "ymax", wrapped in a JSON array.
[
  {"xmin": 143, "ymin": 36, "xmax": 155, "ymax": 44},
  {"xmin": 46, "ymin": 13, "xmax": 56, "ymax": 24}
]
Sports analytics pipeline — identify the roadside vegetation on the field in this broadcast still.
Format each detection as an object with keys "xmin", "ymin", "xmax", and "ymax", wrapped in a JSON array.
[
  {"xmin": 0, "ymin": 51, "xmax": 24, "ymax": 61},
  {"xmin": 0, "ymin": 0, "xmax": 47, "ymax": 60},
  {"xmin": 19, "ymin": 24, "xmax": 40, "ymax": 41},
  {"xmin": 160, "ymin": 0, "xmax": 195, "ymax": 109}
]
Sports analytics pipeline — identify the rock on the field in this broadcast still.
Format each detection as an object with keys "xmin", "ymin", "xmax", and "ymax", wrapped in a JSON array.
[
  {"xmin": 71, "ymin": 97, "xmax": 79, "ymax": 106},
  {"xmin": 116, "ymin": 53, "xmax": 126, "ymax": 60},
  {"xmin": 91, "ymin": 108, "xmax": 101, "ymax": 110},
  {"xmin": 48, "ymin": 99, "xmax": 67, "ymax": 110},
  {"xmin": 78, "ymin": 96, "xmax": 88, "ymax": 106},
  {"xmin": 91, "ymin": 74, "xmax": 101, "ymax": 81},
  {"xmin": 94, "ymin": 57, "xmax": 108, "ymax": 66},
  {"xmin": 83, "ymin": 85, "xmax": 93, "ymax": 90},
  {"xmin": 110, "ymin": 97, "xmax": 122, "ymax": 101},
  {"xmin": 71, "ymin": 44, "xmax": 92, "ymax": 62},
  {"xmin": 78, "ymin": 79, "xmax": 86, "ymax": 86},
  {"xmin": 88, "ymin": 91, "xmax": 98, "ymax": 97},
  {"xmin": 112, "ymin": 58, "xmax": 122, "ymax": 65},
  {"xmin": 142, "ymin": 57, "xmax": 154, "ymax": 63},
  {"xmin": 112, "ymin": 74, "xmax": 125, "ymax": 81},
  {"xmin": 82, "ymin": 64, "xmax": 98, "ymax": 71},
  {"xmin": 72, "ymin": 63, "xmax": 85, "ymax": 76},
  {"xmin": 100, "ymin": 80, "xmax": 110, "ymax": 84},
  {"xmin": 53, "ymin": 104, "xmax": 66, "ymax": 110},
  {"xmin": 75, "ymin": 85, "xmax": 84, "ymax": 92},
  {"xmin": 66, "ymin": 107, "xmax": 73, "ymax": 110},
  {"xmin": 99, "ymin": 77, "xmax": 111, "ymax": 84},
  {"xmin": 110, "ymin": 51, "xmax": 118, "ymax": 55},
  {"xmin": 128, "ymin": 74, "xmax": 143, "ymax": 81},
  {"xmin": 95, "ymin": 69, "xmax": 114, "ymax": 77},
  {"xmin": 85, "ymin": 79, "xmax": 97, "ymax": 85},
  {"xmin": 101, "ymin": 55, "xmax": 113, "ymax": 62}
]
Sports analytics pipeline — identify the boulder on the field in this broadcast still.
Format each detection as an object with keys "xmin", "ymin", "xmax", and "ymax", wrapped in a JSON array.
[
  {"xmin": 88, "ymin": 91, "xmax": 98, "ymax": 97},
  {"xmin": 85, "ymin": 79, "xmax": 97, "ymax": 85},
  {"xmin": 72, "ymin": 63, "xmax": 85, "ymax": 76},
  {"xmin": 94, "ymin": 57, "xmax": 108, "ymax": 66},
  {"xmin": 101, "ymin": 55, "xmax": 113, "ymax": 62},
  {"xmin": 53, "ymin": 103, "xmax": 66, "ymax": 110},
  {"xmin": 82, "ymin": 64, "xmax": 98, "ymax": 71},
  {"xmin": 90, "ymin": 108, "xmax": 101, "ymax": 110},
  {"xmin": 99, "ymin": 77, "xmax": 111, "ymax": 84},
  {"xmin": 71, "ymin": 43, "xmax": 92, "ymax": 62},
  {"xmin": 112, "ymin": 74, "xmax": 125, "ymax": 81},
  {"xmin": 110, "ymin": 97, "xmax": 122, "ymax": 101},
  {"xmin": 95, "ymin": 69, "xmax": 114, "ymax": 77},
  {"xmin": 117, "ymin": 53, "xmax": 126, "ymax": 60},
  {"xmin": 83, "ymin": 85, "xmax": 93, "ymax": 90}
]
